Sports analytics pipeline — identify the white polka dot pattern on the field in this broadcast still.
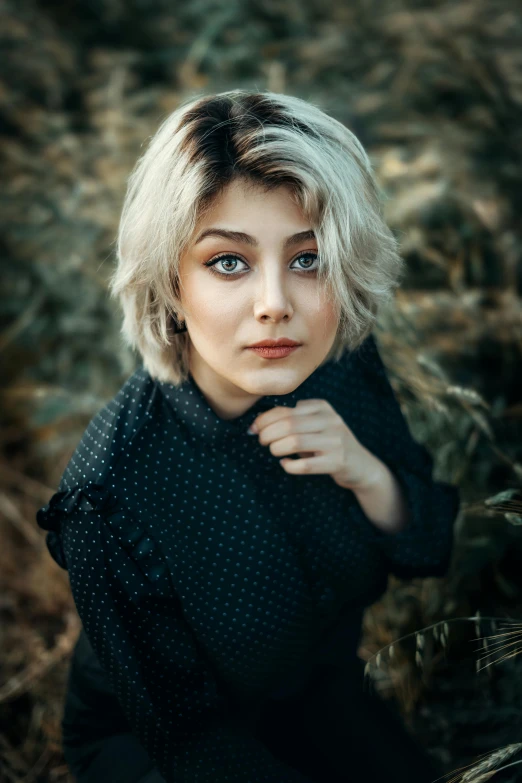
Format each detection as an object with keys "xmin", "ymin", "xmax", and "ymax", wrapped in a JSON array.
[{"xmin": 36, "ymin": 333, "xmax": 460, "ymax": 782}]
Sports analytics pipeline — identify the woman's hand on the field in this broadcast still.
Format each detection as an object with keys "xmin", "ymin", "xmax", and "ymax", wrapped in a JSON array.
[{"xmin": 247, "ymin": 398, "xmax": 383, "ymax": 492}]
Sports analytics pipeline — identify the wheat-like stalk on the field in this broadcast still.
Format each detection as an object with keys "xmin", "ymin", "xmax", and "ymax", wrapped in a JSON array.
[
  {"xmin": 363, "ymin": 615, "xmax": 516, "ymax": 680},
  {"xmin": 364, "ymin": 615, "xmax": 522, "ymax": 689},
  {"xmin": 471, "ymin": 624, "xmax": 522, "ymax": 671},
  {"xmin": 445, "ymin": 744, "xmax": 522, "ymax": 783}
]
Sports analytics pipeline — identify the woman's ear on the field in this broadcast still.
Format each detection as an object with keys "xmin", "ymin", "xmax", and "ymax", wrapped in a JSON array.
[{"xmin": 172, "ymin": 313, "xmax": 187, "ymax": 333}]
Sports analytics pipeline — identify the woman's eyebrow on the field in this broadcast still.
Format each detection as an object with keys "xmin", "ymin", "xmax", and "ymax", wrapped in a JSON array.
[{"xmin": 194, "ymin": 228, "xmax": 316, "ymax": 249}]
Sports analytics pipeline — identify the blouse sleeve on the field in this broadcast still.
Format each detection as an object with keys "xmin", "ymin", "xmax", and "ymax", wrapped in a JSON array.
[
  {"xmin": 348, "ymin": 333, "xmax": 461, "ymax": 581},
  {"xmin": 37, "ymin": 483, "xmax": 316, "ymax": 783}
]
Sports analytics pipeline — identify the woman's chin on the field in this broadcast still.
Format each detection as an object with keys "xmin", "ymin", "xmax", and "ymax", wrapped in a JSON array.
[{"xmin": 237, "ymin": 367, "xmax": 308, "ymax": 396}]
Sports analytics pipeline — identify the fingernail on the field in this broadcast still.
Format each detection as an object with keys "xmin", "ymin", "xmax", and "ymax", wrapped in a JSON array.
[{"xmin": 247, "ymin": 424, "xmax": 258, "ymax": 435}]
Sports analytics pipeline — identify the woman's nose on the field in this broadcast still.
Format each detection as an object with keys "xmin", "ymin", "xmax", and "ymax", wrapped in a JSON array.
[{"xmin": 253, "ymin": 266, "xmax": 293, "ymax": 321}]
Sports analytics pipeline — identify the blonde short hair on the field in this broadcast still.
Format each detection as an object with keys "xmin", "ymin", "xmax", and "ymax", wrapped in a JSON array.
[{"xmin": 110, "ymin": 89, "xmax": 405, "ymax": 385}]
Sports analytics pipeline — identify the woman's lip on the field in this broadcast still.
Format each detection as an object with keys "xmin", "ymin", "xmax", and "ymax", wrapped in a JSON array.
[{"xmin": 247, "ymin": 345, "xmax": 301, "ymax": 359}]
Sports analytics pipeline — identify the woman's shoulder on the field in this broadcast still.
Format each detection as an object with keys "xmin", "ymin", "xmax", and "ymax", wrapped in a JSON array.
[
  {"xmin": 321, "ymin": 332, "xmax": 389, "ymax": 409},
  {"xmin": 343, "ymin": 331, "xmax": 388, "ymax": 380},
  {"xmin": 36, "ymin": 479, "xmax": 169, "ymax": 583},
  {"xmin": 36, "ymin": 367, "xmax": 163, "ymax": 569},
  {"xmin": 62, "ymin": 365, "xmax": 159, "ymax": 489}
]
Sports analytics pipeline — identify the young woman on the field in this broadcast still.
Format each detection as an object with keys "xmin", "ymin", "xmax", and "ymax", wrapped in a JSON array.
[{"xmin": 37, "ymin": 89, "xmax": 460, "ymax": 783}]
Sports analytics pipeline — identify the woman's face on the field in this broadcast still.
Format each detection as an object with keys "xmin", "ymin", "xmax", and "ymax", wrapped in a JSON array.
[{"xmin": 177, "ymin": 178, "xmax": 340, "ymax": 420}]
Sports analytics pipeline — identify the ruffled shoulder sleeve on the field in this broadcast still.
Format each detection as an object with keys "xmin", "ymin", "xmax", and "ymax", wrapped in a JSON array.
[{"xmin": 36, "ymin": 482, "xmax": 168, "ymax": 583}]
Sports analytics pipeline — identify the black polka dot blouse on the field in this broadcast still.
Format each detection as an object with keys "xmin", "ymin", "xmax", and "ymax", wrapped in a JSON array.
[{"xmin": 37, "ymin": 333, "xmax": 460, "ymax": 782}]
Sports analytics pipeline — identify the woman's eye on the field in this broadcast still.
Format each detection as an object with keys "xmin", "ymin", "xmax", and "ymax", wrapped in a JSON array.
[
  {"xmin": 204, "ymin": 252, "xmax": 319, "ymax": 278},
  {"xmin": 207, "ymin": 255, "xmax": 248, "ymax": 275},
  {"xmin": 292, "ymin": 253, "xmax": 319, "ymax": 272}
]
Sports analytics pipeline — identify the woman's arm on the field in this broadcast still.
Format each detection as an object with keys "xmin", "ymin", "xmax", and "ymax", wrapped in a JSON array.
[
  {"xmin": 350, "ymin": 453, "xmax": 412, "ymax": 535},
  {"xmin": 345, "ymin": 333, "xmax": 461, "ymax": 580},
  {"xmin": 37, "ymin": 483, "xmax": 317, "ymax": 783}
]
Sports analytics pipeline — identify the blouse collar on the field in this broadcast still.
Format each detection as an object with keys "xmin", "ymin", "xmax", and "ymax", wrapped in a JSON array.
[{"xmin": 155, "ymin": 369, "xmax": 312, "ymax": 444}]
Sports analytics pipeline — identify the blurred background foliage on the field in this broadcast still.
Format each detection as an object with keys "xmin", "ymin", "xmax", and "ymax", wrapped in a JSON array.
[{"xmin": 2, "ymin": 0, "xmax": 522, "ymax": 780}]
